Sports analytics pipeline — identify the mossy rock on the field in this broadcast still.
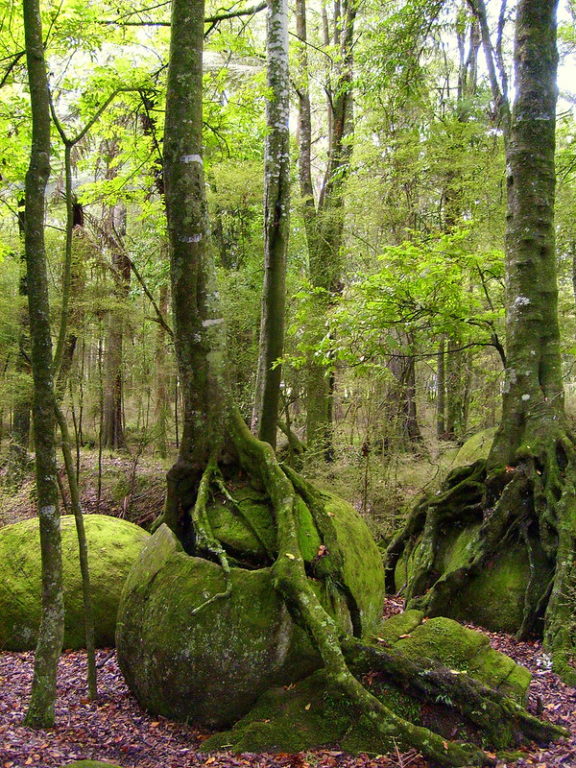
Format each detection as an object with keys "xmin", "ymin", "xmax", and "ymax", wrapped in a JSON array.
[
  {"xmin": 393, "ymin": 523, "xmax": 553, "ymax": 634},
  {"xmin": 452, "ymin": 428, "xmax": 497, "ymax": 467},
  {"xmin": 201, "ymin": 669, "xmax": 419, "ymax": 755},
  {"xmin": 203, "ymin": 612, "xmax": 531, "ymax": 754},
  {"xmin": 380, "ymin": 611, "xmax": 531, "ymax": 703},
  {"xmin": 117, "ymin": 492, "xmax": 384, "ymax": 729},
  {"xmin": 0, "ymin": 514, "xmax": 149, "ymax": 650},
  {"xmin": 59, "ymin": 763, "xmax": 123, "ymax": 768}
]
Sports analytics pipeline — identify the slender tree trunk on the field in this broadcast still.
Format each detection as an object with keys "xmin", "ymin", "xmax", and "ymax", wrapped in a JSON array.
[
  {"xmin": 163, "ymin": 0, "xmax": 227, "ymax": 546},
  {"xmin": 102, "ymin": 201, "xmax": 128, "ymax": 450},
  {"xmin": 12, "ymin": 197, "xmax": 31, "ymax": 456},
  {"xmin": 253, "ymin": 0, "xmax": 290, "ymax": 448},
  {"xmin": 22, "ymin": 0, "xmax": 64, "ymax": 728},
  {"xmin": 155, "ymin": 282, "xmax": 170, "ymax": 458},
  {"xmin": 296, "ymin": 0, "xmax": 357, "ymax": 458},
  {"xmin": 436, "ymin": 337, "xmax": 446, "ymax": 438}
]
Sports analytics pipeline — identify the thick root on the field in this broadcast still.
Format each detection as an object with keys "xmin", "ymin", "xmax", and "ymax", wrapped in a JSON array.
[
  {"xmin": 227, "ymin": 410, "xmax": 497, "ymax": 767},
  {"xmin": 388, "ymin": 436, "xmax": 576, "ymax": 685}
]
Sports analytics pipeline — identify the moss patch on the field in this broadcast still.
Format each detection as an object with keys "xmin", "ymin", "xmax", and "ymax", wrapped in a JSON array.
[
  {"xmin": 201, "ymin": 669, "xmax": 416, "ymax": 755},
  {"xmin": 452, "ymin": 428, "xmax": 497, "ymax": 467},
  {"xmin": 391, "ymin": 616, "xmax": 531, "ymax": 703},
  {"xmin": 202, "ymin": 613, "xmax": 531, "ymax": 755},
  {"xmin": 0, "ymin": 514, "xmax": 149, "ymax": 650},
  {"xmin": 59, "ymin": 763, "xmax": 123, "ymax": 768}
]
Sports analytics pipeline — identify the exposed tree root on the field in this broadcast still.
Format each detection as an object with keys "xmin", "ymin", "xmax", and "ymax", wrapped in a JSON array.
[
  {"xmin": 159, "ymin": 409, "xmax": 566, "ymax": 767},
  {"xmin": 386, "ymin": 434, "xmax": 576, "ymax": 686}
]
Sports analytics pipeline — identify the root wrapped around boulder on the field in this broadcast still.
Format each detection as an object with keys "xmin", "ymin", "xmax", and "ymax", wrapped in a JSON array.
[
  {"xmin": 116, "ymin": 487, "xmax": 385, "ymax": 728},
  {"xmin": 0, "ymin": 514, "xmax": 149, "ymax": 650}
]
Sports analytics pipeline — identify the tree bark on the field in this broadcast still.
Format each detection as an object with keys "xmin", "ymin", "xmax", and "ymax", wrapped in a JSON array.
[
  {"xmin": 22, "ymin": 0, "xmax": 64, "ymax": 728},
  {"xmin": 252, "ymin": 0, "xmax": 290, "ymax": 448},
  {"xmin": 296, "ymin": 0, "xmax": 356, "ymax": 458}
]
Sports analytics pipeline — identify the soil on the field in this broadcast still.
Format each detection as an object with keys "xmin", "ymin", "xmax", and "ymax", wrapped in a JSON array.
[{"xmin": 1, "ymin": 598, "xmax": 574, "ymax": 768}]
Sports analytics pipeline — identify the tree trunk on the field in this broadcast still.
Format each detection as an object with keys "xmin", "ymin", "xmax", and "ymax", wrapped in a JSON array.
[
  {"xmin": 154, "ymin": 282, "xmax": 170, "ymax": 458},
  {"xmin": 22, "ymin": 0, "xmax": 64, "ymax": 728},
  {"xmin": 252, "ymin": 0, "xmax": 290, "ymax": 448},
  {"xmin": 12, "ymin": 197, "xmax": 31, "ymax": 457},
  {"xmin": 296, "ymin": 0, "xmax": 356, "ymax": 458},
  {"xmin": 102, "ymin": 198, "xmax": 129, "ymax": 450},
  {"xmin": 387, "ymin": 0, "xmax": 576, "ymax": 685}
]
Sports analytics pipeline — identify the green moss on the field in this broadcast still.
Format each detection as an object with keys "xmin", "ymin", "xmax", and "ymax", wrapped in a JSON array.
[
  {"xmin": 317, "ymin": 494, "xmax": 385, "ymax": 635},
  {"xmin": 117, "ymin": 491, "xmax": 385, "ymax": 729},
  {"xmin": 373, "ymin": 609, "xmax": 424, "ymax": 644},
  {"xmin": 452, "ymin": 428, "xmax": 497, "ymax": 467},
  {"xmin": 59, "ymin": 763, "xmax": 123, "ymax": 768},
  {"xmin": 201, "ymin": 670, "xmax": 413, "ymax": 755},
  {"xmin": 391, "ymin": 616, "xmax": 530, "ymax": 703},
  {"xmin": 0, "ymin": 514, "xmax": 149, "ymax": 650},
  {"xmin": 210, "ymin": 486, "xmax": 277, "ymax": 558}
]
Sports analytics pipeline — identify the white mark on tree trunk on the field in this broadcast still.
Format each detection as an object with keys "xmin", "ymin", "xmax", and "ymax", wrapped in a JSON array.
[
  {"xmin": 179, "ymin": 234, "xmax": 202, "ymax": 243},
  {"xmin": 181, "ymin": 154, "xmax": 203, "ymax": 164},
  {"xmin": 202, "ymin": 318, "xmax": 224, "ymax": 327}
]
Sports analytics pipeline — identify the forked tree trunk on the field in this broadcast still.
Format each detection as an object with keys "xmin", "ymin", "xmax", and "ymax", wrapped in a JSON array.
[{"xmin": 22, "ymin": 0, "xmax": 64, "ymax": 728}]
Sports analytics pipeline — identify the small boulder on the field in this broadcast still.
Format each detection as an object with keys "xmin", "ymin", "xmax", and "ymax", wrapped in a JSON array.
[{"xmin": 0, "ymin": 514, "xmax": 149, "ymax": 650}]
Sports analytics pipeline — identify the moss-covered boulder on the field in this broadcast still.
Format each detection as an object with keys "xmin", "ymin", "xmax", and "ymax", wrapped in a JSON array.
[
  {"xmin": 452, "ymin": 428, "xmax": 497, "ymax": 467},
  {"xmin": 59, "ymin": 763, "xmax": 123, "ymax": 768},
  {"xmin": 0, "ymin": 514, "xmax": 149, "ymax": 650},
  {"xmin": 202, "ymin": 611, "xmax": 531, "ymax": 754},
  {"xmin": 393, "ymin": 522, "xmax": 552, "ymax": 633},
  {"xmin": 116, "ymin": 491, "xmax": 385, "ymax": 728}
]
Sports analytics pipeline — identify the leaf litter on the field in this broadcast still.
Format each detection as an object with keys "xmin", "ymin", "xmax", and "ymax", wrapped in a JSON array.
[{"xmin": 0, "ymin": 599, "xmax": 574, "ymax": 768}]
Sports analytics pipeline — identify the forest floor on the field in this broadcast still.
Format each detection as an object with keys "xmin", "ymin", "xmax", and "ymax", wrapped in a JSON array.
[{"xmin": 1, "ymin": 598, "xmax": 575, "ymax": 768}]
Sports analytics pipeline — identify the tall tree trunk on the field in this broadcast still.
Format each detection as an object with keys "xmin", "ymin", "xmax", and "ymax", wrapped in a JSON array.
[
  {"xmin": 12, "ymin": 197, "xmax": 31, "ymax": 456},
  {"xmin": 296, "ymin": 0, "xmax": 356, "ymax": 458},
  {"xmin": 163, "ymin": 0, "xmax": 226, "ymax": 547},
  {"xmin": 252, "ymin": 0, "xmax": 290, "ymax": 448},
  {"xmin": 387, "ymin": 0, "xmax": 576, "ymax": 686},
  {"xmin": 22, "ymin": 0, "xmax": 64, "ymax": 728},
  {"xmin": 102, "ymin": 200, "xmax": 129, "ymax": 450}
]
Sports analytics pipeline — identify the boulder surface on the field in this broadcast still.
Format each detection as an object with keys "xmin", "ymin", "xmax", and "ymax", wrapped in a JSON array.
[
  {"xmin": 116, "ymin": 492, "xmax": 385, "ymax": 728},
  {"xmin": 0, "ymin": 514, "xmax": 149, "ymax": 650}
]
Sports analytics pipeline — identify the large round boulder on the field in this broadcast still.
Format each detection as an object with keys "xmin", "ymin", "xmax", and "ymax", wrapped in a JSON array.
[
  {"xmin": 0, "ymin": 514, "xmax": 149, "ymax": 650},
  {"xmin": 394, "ymin": 521, "xmax": 553, "ymax": 633},
  {"xmin": 116, "ymin": 492, "xmax": 385, "ymax": 728}
]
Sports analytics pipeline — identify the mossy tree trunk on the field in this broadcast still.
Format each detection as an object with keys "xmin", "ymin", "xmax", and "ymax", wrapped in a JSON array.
[
  {"xmin": 21, "ymin": 0, "xmax": 65, "ymax": 728},
  {"xmin": 387, "ymin": 0, "xmax": 576, "ymax": 684},
  {"xmin": 157, "ymin": 3, "xmax": 563, "ymax": 765},
  {"xmin": 252, "ymin": 0, "xmax": 290, "ymax": 449}
]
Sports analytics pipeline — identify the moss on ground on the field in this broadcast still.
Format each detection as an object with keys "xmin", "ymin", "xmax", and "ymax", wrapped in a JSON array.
[
  {"xmin": 60, "ymin": 760, "xmax": 121, "ymax": 768},
  {"xmin": 202, "ymin": 612, "xmax": 531, "ymax": 754},
  {"xmin": 0, "ymin": 514, "xmax": 149, "ymax": 650},
  {"xmin": 59, "ymin": 762, "xmax": 123, "ymax": 768}
]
